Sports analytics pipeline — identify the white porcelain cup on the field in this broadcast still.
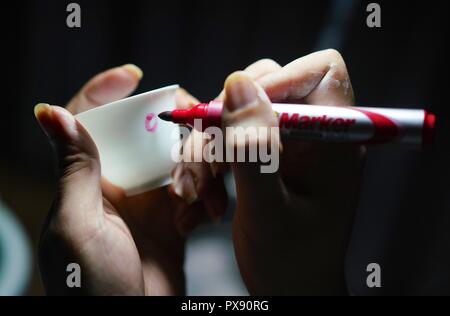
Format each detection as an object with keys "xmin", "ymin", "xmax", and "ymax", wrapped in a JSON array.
[{"xmin": 76, "ymin": 85, "xmax": 180, "ymax": 196}]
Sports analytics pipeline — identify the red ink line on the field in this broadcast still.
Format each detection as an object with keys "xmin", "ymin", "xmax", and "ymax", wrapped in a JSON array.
[{"xmin": 145, "ymin": 113, "xmax": 158, "ymax": 132}]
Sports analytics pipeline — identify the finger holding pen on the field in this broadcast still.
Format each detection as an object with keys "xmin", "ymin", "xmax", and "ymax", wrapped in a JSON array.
[
  {"xmin": 169, "ymin": 59, "xmax": 283, "ymax": 234},
  {"xmin": 225, "ymin": 50, "xmax": 365, "ymax": 295}
]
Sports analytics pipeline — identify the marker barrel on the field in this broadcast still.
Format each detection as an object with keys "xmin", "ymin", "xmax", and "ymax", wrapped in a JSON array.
[{"xmin": 169, "ymin": 101, "xmax": 435, "ymax": 146}]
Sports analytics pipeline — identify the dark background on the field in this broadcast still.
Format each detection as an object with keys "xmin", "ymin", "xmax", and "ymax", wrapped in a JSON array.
[{"xmin": 1, "ymin": 0, "xmax": 449, "ymax": 295}]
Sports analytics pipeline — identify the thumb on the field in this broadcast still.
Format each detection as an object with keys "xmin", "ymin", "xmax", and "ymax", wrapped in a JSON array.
[
  {"xmin": 222, "ymin": 72, "xmax": 287, "ymax": 218},
  {"xmin": 34, "ymin": 103, "xmax": 103, "ymax": 221}
]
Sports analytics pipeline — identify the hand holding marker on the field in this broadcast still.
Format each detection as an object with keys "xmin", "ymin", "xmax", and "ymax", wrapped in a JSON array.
[{"xmin": 159, "ymin": 101, "xmax": 436, "ymax": 146}]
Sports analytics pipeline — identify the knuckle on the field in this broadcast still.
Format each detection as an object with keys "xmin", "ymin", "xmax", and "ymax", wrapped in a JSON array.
[
  {"xmin": 324, "ymin": 48, "xmax": 344, "ymax": 62},
  {"xmin": 324, "ymin": 50, "xmax": 350, "ymax": 80},
  {"xmin": 59, "ymin": 153, "xmax": 98, "ymax": 178},
  {"xmin": 254, "ymin": 58, "xmax": 280, "ymax": 69},
  {"xmin": 323, "ymin": 49, "xmax": 348, "ymax": 71}
]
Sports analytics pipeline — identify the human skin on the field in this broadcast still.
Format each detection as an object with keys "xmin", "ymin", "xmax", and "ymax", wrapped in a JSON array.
[
  {"xmin": 173, "ymin": 49, "xmax": 366, "ymax": 295},
  {"xmin": 36, "ymin": 64, "xmax": 226, "ymax": 295},
  {"xmin": 37, "ymin": 49, "xmax": 365, "ymax": 295}
]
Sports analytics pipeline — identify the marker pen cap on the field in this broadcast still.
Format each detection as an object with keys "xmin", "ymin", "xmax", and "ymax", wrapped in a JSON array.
[{"xmin": 422, "ymin": 111, "xmax": 436, "ymax": 146}]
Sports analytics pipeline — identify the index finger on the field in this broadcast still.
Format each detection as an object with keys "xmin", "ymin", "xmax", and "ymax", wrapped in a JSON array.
[
  {"xmin": 67, "ymin": 64, "xmax": 143, "ymax": 115},
  {"xmin": 258, "ymin": 49, "xmax": 354, "ymax": 106},
  {"xmin": 216, "ymin": 59, "xmax": 282, "ymax": 101}
]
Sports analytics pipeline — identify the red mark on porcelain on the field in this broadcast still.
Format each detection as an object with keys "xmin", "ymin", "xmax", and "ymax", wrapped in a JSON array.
[{"xmin": 145, "ymin": 113, "xmax": 158, "ymax": 132}]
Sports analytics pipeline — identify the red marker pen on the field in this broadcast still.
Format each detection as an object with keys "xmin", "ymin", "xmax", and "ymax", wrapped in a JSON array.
[{"xmin": 158, "ymin": 101, "xmax": 436, "ymax": 146}]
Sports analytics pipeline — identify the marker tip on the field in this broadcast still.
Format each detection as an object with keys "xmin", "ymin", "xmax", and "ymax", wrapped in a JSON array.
[{"xmin": 158, "ymin": 111, "xmax": 173, "ymax": 122}]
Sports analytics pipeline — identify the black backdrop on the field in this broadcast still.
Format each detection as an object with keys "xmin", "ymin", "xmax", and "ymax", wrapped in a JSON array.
[{"xmin": 2, "ymin": 0, "xmax": 450, "ymax": 295}]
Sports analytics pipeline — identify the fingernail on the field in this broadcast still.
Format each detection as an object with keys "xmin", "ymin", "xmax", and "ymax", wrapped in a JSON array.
[
  {"xmin": 34, "ymin": 103, "xmax": 54, "ymax": 137},
  {"xmin": 122, "ymin": 64, "xmax": 143, "ymax": 80},
  {"xmin": 224, "ymin": 72, "xmax": 258, "ymax": 112},
  {"xmin": 34, "ymin": 103, "xmax": 52, "ymax": 119},
  {"xmin": 172, "ymin": 165, "xmax": 198, "ymax": 205}
]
